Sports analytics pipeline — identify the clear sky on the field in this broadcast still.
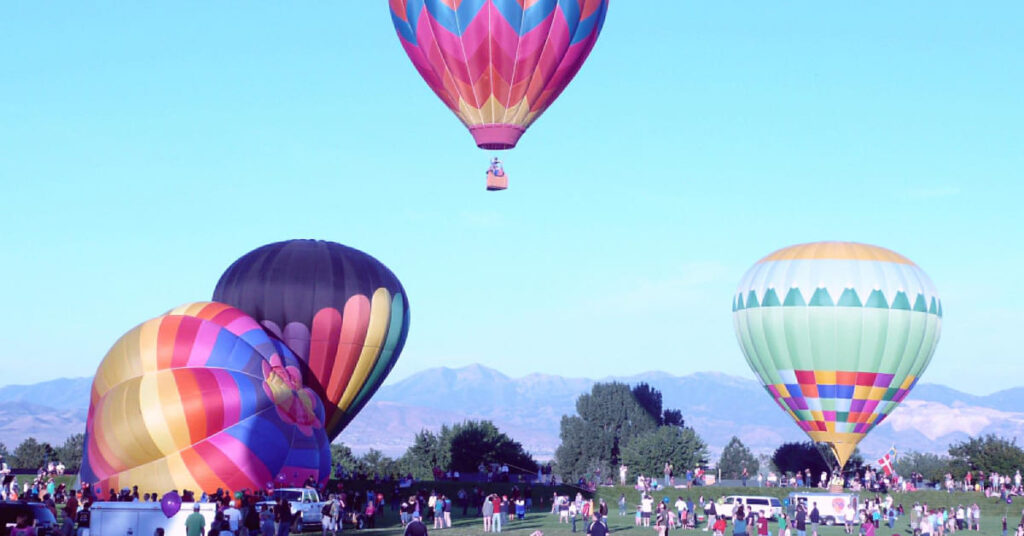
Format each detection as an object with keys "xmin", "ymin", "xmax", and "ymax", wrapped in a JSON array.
[{"xmin": 1, "ymin": 2, "xmax": 1021, "ymax": 395}]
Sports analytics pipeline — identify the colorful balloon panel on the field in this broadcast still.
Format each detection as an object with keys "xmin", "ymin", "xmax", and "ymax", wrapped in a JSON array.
[
  {"xmin": 81, "ymin": 302, "xmax": 330, "ymax": 493},
  {"xmin": 732, "ymin": 242, "xmax": 942, "ymax": 468},
  {"xmin": 390, "ymin": 0, "xmax": 610, "ymax": 149},
  {"xmin": 212, "ymin": 240, "xmax": 410, "ymax": 440}
]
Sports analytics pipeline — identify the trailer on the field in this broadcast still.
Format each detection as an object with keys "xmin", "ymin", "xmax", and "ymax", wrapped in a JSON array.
[{"xmin": 89, "ymin": 502, "xmax": 217, "ymax": 536}]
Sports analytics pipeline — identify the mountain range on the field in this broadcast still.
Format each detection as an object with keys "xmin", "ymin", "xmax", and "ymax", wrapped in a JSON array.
[{"xmin": 2, "ymin": 366, "xmax": 1022, "ymax": 462}]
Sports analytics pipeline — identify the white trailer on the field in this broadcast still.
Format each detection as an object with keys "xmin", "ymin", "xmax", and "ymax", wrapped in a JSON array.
[{"xmin": 89, "ymin": 502, "xmax": 217, "ymax": 536}]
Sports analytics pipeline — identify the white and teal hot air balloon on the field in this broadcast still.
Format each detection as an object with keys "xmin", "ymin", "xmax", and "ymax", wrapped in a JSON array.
[{"xmin": 733, "ymin": 242, "xmax": 942, "ymax": 469}]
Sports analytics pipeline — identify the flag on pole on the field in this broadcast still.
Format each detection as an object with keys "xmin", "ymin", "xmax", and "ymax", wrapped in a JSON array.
[
  {"xmin": 877, "ymin": 453, "xmax": 894, "ymax": 476},
  {"xmin": 888, "ymin": 445, "xmax": 897, "ymax": 459}
]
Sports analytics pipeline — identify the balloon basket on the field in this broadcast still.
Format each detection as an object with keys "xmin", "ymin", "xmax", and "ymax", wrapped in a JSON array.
[
  {"xmin": 828, "ymin": 484, "xmax": 844, "ymax": 493},
  {"xmin": 486, "ymin": 171, "xmax": 508, "ymax": 191}
]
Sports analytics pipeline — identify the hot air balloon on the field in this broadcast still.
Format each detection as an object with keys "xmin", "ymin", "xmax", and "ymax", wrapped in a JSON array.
[
  {"xmin": 732, "ymin": 242, "xmax": 942, "ymax": 471},
  {"xmin": 213, "ymin": 240, "xmax": 410, "ymax": 440},
  {"xmin": 80, "ymin": 302, "xmax": 331, "ymax": 493},
  {"xmin": 389, "ymin": 0, "xmax": 610, "ymax": 186}
]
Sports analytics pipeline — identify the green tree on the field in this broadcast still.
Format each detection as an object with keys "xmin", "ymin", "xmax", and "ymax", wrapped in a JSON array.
[
  {"xmin": 717, "ymin": 436, "xmax": 759, "ymax": 479},
  {"xmin": 447, "ymin": 420, "xmax": 536, "ymax": 474},
  {"xmin": 620, "ymin": 426, "xmax": 708, "ymax": 479},
  {"xmin": 11, "ymin": 437, "xmax": 54, "ymax": 469},
  {"xmin": 771, "ymin": 442, "xmax": 828, "ymax": 478},
  {"xmin": 555, "ymin": 382, "xmax": 659, "ymax": 480},
  {"xmin": 330, "ymin": 443, "xmax": 357, "ymax": 476},
  {"xmin": 631, "ymin": 383, "xmax": 664, "ymax": 424},
  {"xmin": 355, "ymin": 449, "xmax": 399, "ymax": 477},
  {"xmin": 399, "ymin": 428, "xmax": 451, "ymax": 480},
  {"xmin": 948, "ymin": 434, "xmax": 1024, "ymax": 477},
  {"xmin": 55, "ymin": 433, "xmax": 84, "ymax": 471},
  {"xmin": 893, "ymin": 451, "xmax": 951, "ymax": 483},
  {"xmin": 0, "ymin": 442, "xmax": 8, "ymax": 458}
]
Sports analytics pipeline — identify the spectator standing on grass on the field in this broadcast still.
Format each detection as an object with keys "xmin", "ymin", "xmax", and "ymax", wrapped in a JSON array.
[
  {"xmin": 62, "ymin": 491, "xmax": 79, "ymax": 536},
  {"xmin": 482, "ymin": 495, "xmax": 493, "ymax": 532},
  {"xmin": 619, "ymin": 494, "xmax": 626, "ymax": 516},
  {"xmin": 731, "ymin": 506, "xmax": 746, "ymax": 536},
  {"xmin": 588, "ymin": 511, "xmax": 608, "ymax": 536},
  {"xmin": 404, "ymin": 513, "xmax": 428, "ymax": 536}
]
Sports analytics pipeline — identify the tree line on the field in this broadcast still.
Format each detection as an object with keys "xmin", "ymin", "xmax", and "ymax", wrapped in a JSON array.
[{"xmin": 0, "ymin": 433, "xmax": 83, "ymax": 471}]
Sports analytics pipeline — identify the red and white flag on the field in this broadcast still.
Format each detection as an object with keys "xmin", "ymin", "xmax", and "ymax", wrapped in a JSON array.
[{"xmin": 877, "ymin": 453, "xmax": 894, "ymax": 476}]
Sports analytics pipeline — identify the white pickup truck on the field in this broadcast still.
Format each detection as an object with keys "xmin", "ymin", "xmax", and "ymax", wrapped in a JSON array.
[{"xmin": 258, "ymin": 488, "xmax": 327, "ymax": 532}]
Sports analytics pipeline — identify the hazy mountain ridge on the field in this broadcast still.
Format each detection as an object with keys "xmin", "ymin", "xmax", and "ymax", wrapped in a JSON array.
[{"xmin": 2, "ymin": 367, "xmax": 1022, "ymax": 462}]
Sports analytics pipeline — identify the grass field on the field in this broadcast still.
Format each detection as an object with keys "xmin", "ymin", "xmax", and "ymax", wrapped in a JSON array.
[{"xmin": 291, "ymin": 484, "xmax": 1021, "ymax": 536}]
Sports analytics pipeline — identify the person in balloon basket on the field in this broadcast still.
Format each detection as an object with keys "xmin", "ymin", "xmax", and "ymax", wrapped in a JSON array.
[{"xmin": 404, "ymin": 512, "xmax": 428, "ymax": 536}]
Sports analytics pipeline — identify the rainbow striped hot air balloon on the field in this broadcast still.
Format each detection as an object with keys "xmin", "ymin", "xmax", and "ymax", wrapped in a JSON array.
[
  {"xmin": 213, "ymin": 240, "xmax": 410, "ymax": 440},
  {"xmin": 390, "ymin": 0, "xmax": 610, "ymax": 150},
  {"xmin": 80, "ymin": 303, "xmax": 331, "ymax": 493},
  {"xmin": 732, "ymin": 242, "xmax": 942, "ymax": 469}
]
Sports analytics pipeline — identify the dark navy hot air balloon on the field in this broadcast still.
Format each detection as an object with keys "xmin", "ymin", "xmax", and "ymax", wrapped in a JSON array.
[{"xmin": 213, "ymin": 240, "xmax": 410, "ymax": 440}]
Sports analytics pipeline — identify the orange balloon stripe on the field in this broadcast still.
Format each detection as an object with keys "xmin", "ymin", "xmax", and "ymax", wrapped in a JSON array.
[
  {"xmin": 180, "ymin": 445, "xmax": 228, "ymax": 494},
  {"xmin": 173, "ymin": 369, "xmax": 208, "ymax": 445},
  {"xmin": 156, "ymin": 315, "xmax": 182, "ymax": 371},
  {"xmin": 195, "ymin": 368, "xmax": 226, "ymax": 439}
]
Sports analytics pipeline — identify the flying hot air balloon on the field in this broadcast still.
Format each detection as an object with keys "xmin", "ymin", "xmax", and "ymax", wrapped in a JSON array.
[
  {"xmin": 389, "ymin": 0, "xmax": 610, "ymax": 189},
  {"xmin": 732, "ymin": 242, "xmax": 942, "ymax": 471},
  {"xmin": 213, "ymin": 239, "xmax": 410, "ymax": 440},
  {"xmin": 80, "ymin": 302, "xmax": 331, "ymax": 493}
]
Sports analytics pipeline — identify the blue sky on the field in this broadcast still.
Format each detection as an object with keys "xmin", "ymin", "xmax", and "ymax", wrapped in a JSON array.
[{"xmin": 1, "ymin": 2, "xmax": 1021, "ymax": 396}]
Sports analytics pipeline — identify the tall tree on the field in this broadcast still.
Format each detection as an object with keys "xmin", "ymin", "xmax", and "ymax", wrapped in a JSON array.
[
  {"xmin": 620, "ymin": 426, "xmax": 708, "ymax": 479},
  {"xmin": 771, "ymin": 442, "xmax": 828, "ymax": 478},
  {"xmin": 555, "ymin": 382, "xmax": 658, "ymax": 480},
  {"xmin": 400, "ymin": 428, "xmax": 451, "ymax": 480},
  {"xmin": 718, "ymin": 436, "xmax": 759, "ymax": 479},
  {"xmin": 948, "ymin": 434, "xmax": 1024, "ymax": 476},
  {"xmin": 11, "ymin": 437, "xmax": 53, "ymax": 470},
  {"xmin": 631, "ymin": 383, "xmax": 664, "ymax": 424},
  {"xmin": 447, "ymin": 420, "xmax": 536, "ymax": 474},
  {"xmin": 355, "ymin": 449, "xmax": 399, "ymax": 477},
  {"xmin": 55, "ymin": 433, "xmax": 84, "ymax": 471},
  {"xmin": 330, "ymin": 443, "xmax": 357, "ymax": 475}
]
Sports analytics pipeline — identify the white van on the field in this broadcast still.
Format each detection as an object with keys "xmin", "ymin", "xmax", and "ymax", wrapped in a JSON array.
[
  {"xmin": 719, "ymin": 496, "xmax": 783, "ymax": 520},
  {"xmin": 786, "ymin": 492, "xmax": 859, "ymax": 526},
  {"xmin": 90, "ymin": 502, "xmax": 217, "ymax": 536}
]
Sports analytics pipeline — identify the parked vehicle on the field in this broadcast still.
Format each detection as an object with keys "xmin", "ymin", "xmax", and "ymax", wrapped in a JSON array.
[
  {"xmin": 89, "ymin": 501, "xmax": 217, "ymax": 536},
  {"xmin": 0, "ymin": 501, "xmax": 58, "ymax": 536},
  {"xmin": 257, "ymin": 488, "xmax": 326, "ymax": 532},
  {"xmin": 719, "ymin": 495, "xmax": 783, "ymax": 520},
  {"xmin": 786, "ymin": 492, "xmax": 859, "ymax": 526}
]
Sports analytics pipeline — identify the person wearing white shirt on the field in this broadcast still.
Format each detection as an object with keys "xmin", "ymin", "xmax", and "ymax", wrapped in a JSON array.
[{"xmin": 224, "ymin": 505, "xmax": 242, "ymax": 536}]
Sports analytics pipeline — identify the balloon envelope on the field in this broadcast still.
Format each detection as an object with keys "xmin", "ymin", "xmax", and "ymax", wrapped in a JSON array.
[
  {"xmin": 80, "ymin": 302, "xmax": 331, "ymax": 493},
  {"xmin": 213, "ymin": 240, "xmax": 410, "ymax": 440},
  {"xmin": 160, "ymin": 492, "xmax": 182, "ymax": 518},
  {"xmin": 732, "ymin": 242, "xmax": 942, "ymax": 468},
  {"xmin": 390, "ymin": 0, "xmax": 610, "ymax": 149}
]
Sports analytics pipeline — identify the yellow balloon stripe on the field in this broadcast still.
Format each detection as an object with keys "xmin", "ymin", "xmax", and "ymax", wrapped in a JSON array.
[
  {"xmin": 336, "ymin": 288, "xmax": 391, "ymax": 414},
  {"xmin": 139, "ymin": 371, "xmax": 178, "ymax": 456}
]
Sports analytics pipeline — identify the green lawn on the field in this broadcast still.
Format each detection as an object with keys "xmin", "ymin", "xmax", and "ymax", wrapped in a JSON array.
[{"xmin": 292, "ymin": 484, "xmax": 1019, "ymax": 536}]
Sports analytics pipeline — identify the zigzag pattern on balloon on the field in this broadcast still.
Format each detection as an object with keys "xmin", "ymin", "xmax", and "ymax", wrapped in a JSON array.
[{"xmin": 390, "ymin": 0, "xmax": 608, "ymax": 137}]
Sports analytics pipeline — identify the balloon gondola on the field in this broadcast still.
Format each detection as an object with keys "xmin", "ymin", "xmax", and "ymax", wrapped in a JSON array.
[
  {"xmin": 486, "ymin": 157, "xmax": 508, "ymax": 191},
  {"xmin": 732, "ymin": 242, "xmax": 942, "ymax": 473}
]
